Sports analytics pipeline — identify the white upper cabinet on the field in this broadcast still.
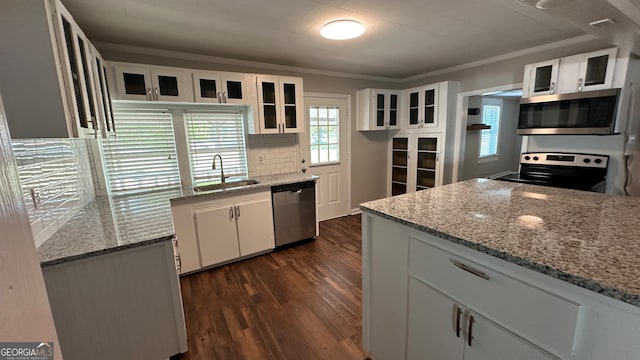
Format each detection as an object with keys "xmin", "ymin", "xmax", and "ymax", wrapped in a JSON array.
[
  {"xmin": 522, "ymin": 59, "xmax": 560, "ymax": 97},
  {"xmin": 404, "ymin": 84, "xmax": 439, "ymax": 130},
  {"xmin": 113, "ymin": 65, "xmax": 191, "ymax": 102},
  {"xmin": 0, "ymin": 0, "xmax": 112, "ymax": 138},
  {"xmin": 356, "ymin": 89, "xmax": 401, "ymax": 131},
  {"xmin": 89, "ymin": 46, "xmax": 116, "ymax": 138},
  {"xmin": 255, "ymin": 75, "xmax": 304, "ymax": 134},
  {"xmin": 192, "ymin": 71, "xmax": 255, "ymax": 105},
  {"xmin": 523, "ymin": 48, "xmax": 618, "ymax": 97}
]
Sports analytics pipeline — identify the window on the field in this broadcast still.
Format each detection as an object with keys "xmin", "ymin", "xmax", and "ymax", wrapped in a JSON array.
[
  {"xmin": 309, "ymin": 106, "xmax": 339, "ymax": 165},
  {"xmin": 185, "ymin": 111, "xmax": 248, "ymax": 185},
  {"xmin": 479, "ymin": 99, "xmax": 502, "ymax": 158},
  {"xmin": 102, "ymin": 107, "xmax": 181, "ymax": 194}
]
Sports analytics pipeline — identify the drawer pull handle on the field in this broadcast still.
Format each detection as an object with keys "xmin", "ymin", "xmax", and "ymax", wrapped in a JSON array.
[
  {"xmin": 454, "ymin": 304, "xmax": 462, "ymax": 338},
  {"xmin": 467, "ymin": 314, "xmax": 475, "ymax": 347},
  {"xmin": 452, "ymin": 260, "xmax": 490, "ymax": 281}
]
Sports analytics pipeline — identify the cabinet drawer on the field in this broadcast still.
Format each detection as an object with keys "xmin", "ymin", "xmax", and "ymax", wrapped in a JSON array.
[{"xmin": 408, "ymin": 237, "xmax": 580, "ymax": 358}]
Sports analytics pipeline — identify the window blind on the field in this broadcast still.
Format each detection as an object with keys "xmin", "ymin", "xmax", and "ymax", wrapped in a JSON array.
[
  {"xmin": 102, "ymin": 107, "xmax": 181, "ymax": 194},
  {"xmin": 480, "ymin": 104, "xmax": 501, "ymax": 157},
  {"xmin": 185, "ymin": 111, "xmax": 248, "ymax": 184}
]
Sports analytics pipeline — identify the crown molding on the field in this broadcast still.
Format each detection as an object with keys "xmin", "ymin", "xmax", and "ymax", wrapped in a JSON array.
[
  {"xmin": 95, "ymin": 33, "xmax": 598, "ymax": 84},
  {"xmin": 93, "ymin": 41, "xmax": 400, "ymax": 83},
  {"xmin": 401, "ymin": 34, "xmax": 598, "ymax": 83}
]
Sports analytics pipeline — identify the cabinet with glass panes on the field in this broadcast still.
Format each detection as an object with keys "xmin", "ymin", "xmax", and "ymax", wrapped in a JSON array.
[
  {"xmin": 256, "ymin": 75, "xmax": 304, "ymax": 134},
  {"xmin": 388, "ymin": 134, "xmax": 443, "ymax": 196},
  {"xmin": 404, "ymin": 84, "xmax": 438, "ymax": 130}
]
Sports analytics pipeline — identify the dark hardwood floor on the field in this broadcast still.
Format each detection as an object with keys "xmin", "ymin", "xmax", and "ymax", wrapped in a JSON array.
[{"xmin": 178, "ymin": 215, "xmax": 367, "ymax": 360}]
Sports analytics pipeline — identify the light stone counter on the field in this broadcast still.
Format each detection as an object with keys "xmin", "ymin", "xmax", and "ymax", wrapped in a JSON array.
[
  {"xmin": 39, "ymin": 172, "xmax": 316, "ymax": 266},
  {"xmin": 360, "ymin": 178, "xmax": 640, "ymax": 306}
]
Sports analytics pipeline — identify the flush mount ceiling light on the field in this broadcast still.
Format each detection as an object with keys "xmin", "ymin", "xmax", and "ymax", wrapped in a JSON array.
[{"xmin": 320, "ymin": 19, "xmax": 365, "ymax": 40}]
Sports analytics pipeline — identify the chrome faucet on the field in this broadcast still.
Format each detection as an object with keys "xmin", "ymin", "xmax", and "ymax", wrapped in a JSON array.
[{"xmin": 212, "ymin": 154, "xmax": 228, "ymax": 183}]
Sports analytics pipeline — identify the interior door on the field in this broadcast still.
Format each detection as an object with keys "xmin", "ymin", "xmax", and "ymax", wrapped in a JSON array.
[{"xmin": 303, "ymin": 95, "xmax": 349, "ymax": 221}]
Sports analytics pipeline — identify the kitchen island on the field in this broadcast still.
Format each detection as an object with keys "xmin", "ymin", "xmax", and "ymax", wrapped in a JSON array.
[{"xmin": 360, "ymin": 179, "xmax": 640, "ymax": 360}]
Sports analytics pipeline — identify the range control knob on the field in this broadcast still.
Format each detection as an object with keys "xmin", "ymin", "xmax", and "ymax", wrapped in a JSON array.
[
  {"xmin": 583, "ymin": 158, "xmax": 591, "ymax": 164},
  {"xmin": 594, "ymin": 158, "xmax": 602, "ymax": 164},
  {"xmin": 524, "ymin": 155, "xmax": 531, "ymax": 161},
  {"xmin": 532, "ymin": 156, "xmax": 539, "ymax": 161}
]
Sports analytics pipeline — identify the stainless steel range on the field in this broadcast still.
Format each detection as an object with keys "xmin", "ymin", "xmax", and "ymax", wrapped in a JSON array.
[{"xmin": 496, "ymin": 152, "xmax": 609, "ymax": 192}]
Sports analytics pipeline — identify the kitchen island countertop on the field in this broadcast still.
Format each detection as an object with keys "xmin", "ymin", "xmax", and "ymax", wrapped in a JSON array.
[
  {"xmin": 38, "ymin": 172, "xmax": 316, "ymax": 267},
  {"xmin": 360, "ymin": 178, "xmax": 640, "ymax": 306}
]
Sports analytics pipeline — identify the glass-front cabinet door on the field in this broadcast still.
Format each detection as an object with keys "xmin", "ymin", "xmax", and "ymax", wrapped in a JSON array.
[
  {"xmin": 390, "ymin": 136, "xmax": 409, "ymax": 196},
  {"xmin": 415, "ymin": 136, "xmax": 439, "ymax": 191},
  {"xmin": 376, "ymin": 93, "xmax": 386, "ymax": 128},
  {"xmin": 257, "ymin": 75, "xmax": 280, "ymax": 134},
  {"xmin": 193, "ymin": 71, "xmax": 249, "ymax": 104},
  {"xmin": 114, "ymin": 65, "xmax": 153, "ymax": 101},
  {"xmin": 405, "ymin": 85, "xmax": 438, "ymax": 129},
  {"xmin": 525, "ymin": 59, "xmax": 560, "ymax": 97},
  {"xmin": 578, "ymin": 48, "xmax": 617, "ymax": 92},
  {"xmin": 389, "ymin": 93, "xmax": 399, "ymax": 129},
  {"xmin": 150, "ymin": 69, "xmax": 188, "ymax": 102},
  {"xmin": 280, "ymin": 76, "xmax": 303, "ymax": 132}
]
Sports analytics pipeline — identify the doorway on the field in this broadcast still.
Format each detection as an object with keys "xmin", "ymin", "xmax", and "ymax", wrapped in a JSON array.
[
  {"xmin": 302, "ymin": 94, "xmax": 350, "ymax": 221},
  {"xmin": 452, "ymin": 85, "xmax": 524, "ymax": 182}
]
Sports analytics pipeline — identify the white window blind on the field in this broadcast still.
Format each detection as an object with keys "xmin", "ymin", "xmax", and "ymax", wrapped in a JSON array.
[
  {"xmin": 185, "ymin": 111, "xmax": 248, "ymax": 184},
  {"xmin": 479, "ymin": 102, "xmax": 501, "ymax": 158},
  {"xmin": 102, "ymin": 107, "xmax": 181, "ymax": 194}
]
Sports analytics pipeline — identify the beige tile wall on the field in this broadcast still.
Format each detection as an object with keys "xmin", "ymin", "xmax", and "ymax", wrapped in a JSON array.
[{"xmin": 246, "ymin": 134, "xmax": 300, "ymax": 176}]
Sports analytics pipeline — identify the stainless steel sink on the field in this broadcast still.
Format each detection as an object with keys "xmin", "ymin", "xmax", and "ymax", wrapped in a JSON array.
[{"xmin": 193, "ymin": 179, "xmax": 260, "ymax": 192}]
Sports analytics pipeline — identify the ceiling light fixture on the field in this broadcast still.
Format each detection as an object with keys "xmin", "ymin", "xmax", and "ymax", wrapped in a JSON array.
[{"xmin": 320, "ymin": 19, "xmax": 365, "ymax": 40}]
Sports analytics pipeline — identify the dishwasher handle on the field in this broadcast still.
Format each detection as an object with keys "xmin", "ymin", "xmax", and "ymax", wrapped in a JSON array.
[{"xmin": 271, "ymin": 180, "xmax": 315, "ymax": 193}]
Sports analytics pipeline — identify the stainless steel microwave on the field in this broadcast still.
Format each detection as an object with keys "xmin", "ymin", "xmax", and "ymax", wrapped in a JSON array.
[{"xmin": 518, "ymin": 88, "xmax": 620, "ymax": 135}]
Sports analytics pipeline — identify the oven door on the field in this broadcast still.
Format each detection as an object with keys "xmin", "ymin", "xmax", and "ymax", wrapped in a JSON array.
[{"xmin": 518, "ymin": 89, "xmax": 620, "ymax": 135}]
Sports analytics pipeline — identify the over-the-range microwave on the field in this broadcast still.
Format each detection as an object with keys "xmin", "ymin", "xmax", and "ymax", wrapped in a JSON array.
[{"xmin": 518, "ymin": 88, "xmax": 621, "ymax": 135}]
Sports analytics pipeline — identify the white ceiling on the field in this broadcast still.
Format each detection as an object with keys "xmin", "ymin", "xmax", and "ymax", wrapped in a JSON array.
[{"xmin": 61, "ymin": 0, "xmax": 587, "ymax": 78}]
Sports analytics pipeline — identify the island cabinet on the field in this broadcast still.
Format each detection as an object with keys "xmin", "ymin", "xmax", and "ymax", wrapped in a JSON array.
[
  {"xmin": 171, "ymin": 189, "xmax": 275, "ymax": 274},
  {"xmin": 362, "ymin": 212, "xmax": 640, "ymax": 360}
]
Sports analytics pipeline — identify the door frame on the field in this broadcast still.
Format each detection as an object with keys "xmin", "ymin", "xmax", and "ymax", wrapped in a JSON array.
[
  {"xmin": 303, "ymin": 92, "xmax": 353, "ymax": 216},
  {"xmin": 451, "ymin": 83, "xmax": 524, "ymax": 183}
]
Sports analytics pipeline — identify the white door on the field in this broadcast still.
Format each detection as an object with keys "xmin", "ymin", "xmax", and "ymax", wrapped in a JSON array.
[{"xmin": 303, "ymin": 95, "xmax": 350, "ymax": 221}]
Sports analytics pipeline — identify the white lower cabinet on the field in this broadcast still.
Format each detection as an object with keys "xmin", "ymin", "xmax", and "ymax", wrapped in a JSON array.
[
  {"xmin": 407, "ymin": 277, "xmax": 558, "ymax": 360},
  {"xmin": 363, "ymin": 212, "xmax": 640, "ymax": 360},
  {"xmin": 171, "ymin": 189, "xmax": 274, "ymax": 274}
]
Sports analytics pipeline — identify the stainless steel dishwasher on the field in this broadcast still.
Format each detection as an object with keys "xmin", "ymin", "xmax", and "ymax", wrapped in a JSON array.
[{"xmin": 271, "ymin": 181, "xmax": 316, "ymax": 247}]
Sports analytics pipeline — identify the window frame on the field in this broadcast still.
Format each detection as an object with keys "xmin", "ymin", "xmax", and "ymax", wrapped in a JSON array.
[
  {"xmin": 478, "ymin": 98, "xmax": 502, "ymax": 161},
  {"xmin": 309, "ymin": 105, "xmax": 340, "ymax": 167}
]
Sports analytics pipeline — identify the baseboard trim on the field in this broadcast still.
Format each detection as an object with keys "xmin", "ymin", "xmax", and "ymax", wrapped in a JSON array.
[{"xmin": 350, "ymin": 208, "xmax": 362, "ymax": 216}]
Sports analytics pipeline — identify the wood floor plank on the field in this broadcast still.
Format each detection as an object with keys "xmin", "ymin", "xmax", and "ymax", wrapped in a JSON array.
[{"xmin": 177, "ymin": 215, "xmax": 366, "ymax": 360}]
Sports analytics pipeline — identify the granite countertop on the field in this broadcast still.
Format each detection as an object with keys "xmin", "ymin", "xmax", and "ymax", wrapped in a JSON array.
[
  {"xmin": 39, "ymin": 172, "xmax": 316, "ymax": 267},
  {"xmin": 360, "ymin": 178, "xmax": 640, "ymax": 307}
]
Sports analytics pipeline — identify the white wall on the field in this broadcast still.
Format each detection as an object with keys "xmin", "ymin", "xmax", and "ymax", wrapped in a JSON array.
[{"xmin": 463, "ymin": 96, "xmax": 521, "ymax": 179}]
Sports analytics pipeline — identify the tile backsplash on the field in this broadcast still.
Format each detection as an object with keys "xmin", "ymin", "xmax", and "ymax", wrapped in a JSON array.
[
  {"xmin": 12, "ymin": 139, "xmax": 95, "ymax": 247},
  {"xmin": 246, "ymin": 134, "xmax": 300, "ymax": 176}
]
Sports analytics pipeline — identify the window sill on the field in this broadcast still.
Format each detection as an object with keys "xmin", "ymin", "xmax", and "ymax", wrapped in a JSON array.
[
  {"xmin": 478, "ymin": 155, "xmax": 499, "ymax": 164},
  {"xmin": 310, "ymin": 161, "xmax": 340, "ymax": 167}
]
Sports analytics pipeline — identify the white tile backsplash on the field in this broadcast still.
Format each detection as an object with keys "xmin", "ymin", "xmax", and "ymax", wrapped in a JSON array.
[
  {"xmin": 12, "ymin": 139, "xmax": 96, "ymax": 247},
  {"xmin": 246, "ymin": 134, "xmax": 300, "ymax": 176}
]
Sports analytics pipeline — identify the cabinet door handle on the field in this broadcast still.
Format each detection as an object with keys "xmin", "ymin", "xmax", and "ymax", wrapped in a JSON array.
[
  {"xmin": 229, "ymin": 207, "xmax": 234, "ymax": 221},
  {"xmin": 154, "ymin": 87, "xmax": 159, "ymax": 101},
  {"xmin": 452, "ymin": 260, "xmax": 490, "ymax": 280},
  {"xmin": 454, "ymin": 304, "xmax": 462, "ymax": 338},
  {"xmin": 147, "ymin": 88, "xmax": 152, "ymax": 101},
  {"xmin": 176, "ymin": 253, "xmax": 182, "ymax": 272},
  {"xmin": 578, "ymin": 78, "xmax": 583, "ymax": 92},
  {"xmin": 218, "ymin": 91, "xmax": 222, "ymax": 103},
  {"xmin": 235, "ymin": 205, "xmax": 240, "ymax": 218},
  {"xmin": 467, "ymin": 314, "xmax": 475, "ymax": 347},
  {"xmin": 550, "ymin": 81, "xmax": 555, "ymax": 94},
  {"xmin": 222, "ymin": 91, "xmax": 227, "ymax": 103}
]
